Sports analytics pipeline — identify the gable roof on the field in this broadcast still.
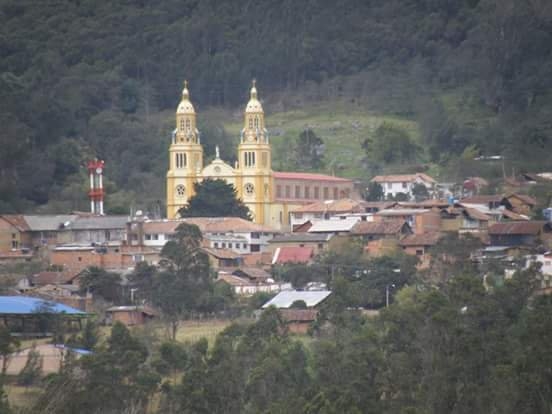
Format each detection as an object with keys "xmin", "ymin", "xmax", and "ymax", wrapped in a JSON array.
[
  {"xmin": 273, "ymin": 171, "xmax": 351, "ymax": 183},
  {"xmin": 505, "ymin": 193, "xmax": 537, "ymax": 206},
  {"xmin": 488, "ymin": 221, "xmax": 550, "ymax": 236},
  {"xmin": 32, "ymin": 271, "xmax": 80, "ymax": 286},
  {"xmin": 459, "ymin": 195, "xmax": 503, "ymax": 204},
  {"xmin": 399, "ymin": 232, "xmax": 442, "ymax": 247},
  {"xmin": 351, "ymin": 221, "xmax": 410, "ymax": 235},
  {"xmin": 308, "ymin": 218, "xmax": 359, "ymax": 233},
  {"xmin": 262, "ymin": 290, "xmax": 332, "ymax": 308},
  {"xmin": 0, "ymin": 296, "xmax": 85, "ymax": 315},
  {"xmin": 142, "ymin": 217, "xmax": 279, "ymax": 235},
  {"xmin": 272, "ymin": 246, "xmax": 314, "ymax": 265},
  {"xmin": 0, "ymin": 215, "xmax": 30, "ymax": 232},
  {"xmin": 23, "ymin": 215, "xmax": 78, "ymax": 231},
  {"xmin": 279, "ymin": 309, "xmax": 318, "ymax": 322},
  {"xmin": 270, "ymin": 233, "xmax": 333, "ymax": 243},
  {"xmin": 201, "ymin": 247, "xmax": 242, "ymax": 260},
  {"xmin": 232, "ymin": 267, "xmax": 271, "ymax": 280},
  {"xmin": 371, "ymin": 173, "xmax": 436, "ymax": 184},
  {"xmin": 291, "ymin": 199, "xmax": 364, "ymax": 214}
]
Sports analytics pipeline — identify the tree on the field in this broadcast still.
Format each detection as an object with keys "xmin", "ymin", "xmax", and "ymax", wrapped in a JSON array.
[
  {"xmin": 292, "ymin": 128, "xmax": 325, "ymax": 170},
  {"xmin": 411, "ymin": 183, "xmax": 430, "ymax": 202},
  {"xmin": 78, "ymin": 266, "xmax": 122, "ymax": 303},
  {"xmin": 362, "ymin": 123, "xmax": 418, "ymax": 164},
  {"xmin": 178, "ymin": 179, "xmax": 251, "ymax": 220},
  {"xmin": 364, "ymin": 182, "xmax": 384, "ymax": 201},
  {"xmin": 154, "ymin": 223, "xmax": 212, "ymax": 339}
]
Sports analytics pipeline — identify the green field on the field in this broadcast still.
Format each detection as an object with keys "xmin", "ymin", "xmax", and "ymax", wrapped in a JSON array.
[{"xmin": 205, "ymin": 101, "xmax": 420, "ymax": 180}]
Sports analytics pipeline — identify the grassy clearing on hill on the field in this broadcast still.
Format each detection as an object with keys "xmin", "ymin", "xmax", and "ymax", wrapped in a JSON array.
[{"xmin": 207, "ymin": 101, "xmax": 420, "ymax": 180}]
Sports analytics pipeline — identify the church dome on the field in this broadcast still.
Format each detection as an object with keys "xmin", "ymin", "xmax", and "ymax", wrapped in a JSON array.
[
  {"xmin": 245, "ymin": 80, "xmax": 263, "ymax": 113},
  {"xmin": 176, "ymin": 80, "xmax": 195, "ymax": 114}
]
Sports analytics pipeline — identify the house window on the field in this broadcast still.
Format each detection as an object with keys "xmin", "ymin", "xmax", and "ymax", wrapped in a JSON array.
[
  {"xmin": 295, "ymin": 186, "xmax": 301, "ymax": 198},
  {"xmin": 11, "ymin": 240, "xmax": 18, "ymax": 249},
  {"xmin": 251, "ymin": 232, "xmax": 260, "ymax": 239},
  {"xmin": 305, "ymin": 186, "xmax": 310, "ymax": 199},
  {"xmin": 11, "ymin": 233, "xmax": 16, "ymax": 239},
  {"xmin": 250, "ymin": 244, "xmax": 260, "ymax": 252},
  {"xmin": 145, "ymin": 234, "xmax": 152, "ymax": 240},
  {"xmin": 323, "ymin": 187, "xmax": 329, "ymax": 199},
  {"xmin": 387, "ymin": 183, "xmax": 392, "ymax": 189},
  {"xmin": 133, "ymin": 254, "xmax": 144, "ymax": 263},
  {"xmin": 153, "ymin": 234, "xmax": 159, "ymax": 240},
  {"xmin": 402, "ymin": 182, "xmax": 407, "ymax": 188},
  {"xmin": 318, "ymin": 243, "xmax": 324, "ymax": 249},
  {"xmin": 78, "ymin": 257, "xmax": 82, "ymax": 262},
  {"xmin": 314, "ymin": 187, "xmax": 320, "ymax": 199},
  {"xmin": 295, "ymin": 213, "xmax": 303, "ymax": 220},
  {"xmin": 285, "ymin": 186, "xmax": 291, "ymax": 198},
  {"xmin": 415, "ymin": 249, "xmax": 423, "ymax": 256},
  {"xmin": 243, "ymin": 243, "xmax": 248, "ymax": 249},
  {"xmin": 276, "ymin": 185, "xmax": 282, "ymax": 198},
  {"xmin": 214, "ymin": 242, "xmax": 219, "ymax": 248},
  {"xmin": 333, "ymin": 188, "xmax": 338, "ymax": 199}
]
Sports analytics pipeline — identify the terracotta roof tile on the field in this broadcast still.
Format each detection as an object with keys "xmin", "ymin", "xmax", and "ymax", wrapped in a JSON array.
[
  {"xmin": 142, "ymin": 217, "xmax": 279, "ymax": 235},
  {"xmin": 460, "ymin": 195, "xmax": 503, "ymax": 204},
  {"xmin": 272, "ymin": 246, "xmax": 314, "ymax": 264},
  {"xmin": 273, "ymin": 171, "xmax": 351, "ymax": 183},
  {"xmin": 351, "ymin": 221, "xmax": 409, "ymax": 235},
  {"xmin": 371, "ymin": 173, "xmax": 436, "ymax": 184},
  {"xmin": 0, "ymin": 215, "xmax": 30, "ymax": 231},
  {"xmin": 489, "ymin": 221, "xmax": 549, "ymax": 235},
  {"xmin": 292, "ymin": 199, "xmax": 364, "ymax": 214},
  {"xmin": 279, "ymin": 309, "xmax": 318, "ymax": 322},
  {"xmin": 399, "ymin": 232, "xmax": 442, "ymax": 247}
]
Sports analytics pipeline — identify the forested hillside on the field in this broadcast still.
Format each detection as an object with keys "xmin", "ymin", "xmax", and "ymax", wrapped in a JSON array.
[{"xmin": 1, "ymin": 0, "xmax": 551, "ymax": 213}]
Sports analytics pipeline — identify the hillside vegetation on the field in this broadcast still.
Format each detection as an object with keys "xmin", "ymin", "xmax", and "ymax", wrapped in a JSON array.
[{"xmin": 1, "ymin": 0, "xmax": 551, "ymax": 213}]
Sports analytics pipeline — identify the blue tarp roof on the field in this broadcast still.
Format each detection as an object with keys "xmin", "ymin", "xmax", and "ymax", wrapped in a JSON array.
[{"xmin": 0, "ymin": 296, "xmax": 86, "ymax": 315}]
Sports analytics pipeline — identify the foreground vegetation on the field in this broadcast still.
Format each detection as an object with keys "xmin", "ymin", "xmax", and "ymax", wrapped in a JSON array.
[{"xmin": 3, "ymin": 267, "xmax": 550, "ymax": 414}]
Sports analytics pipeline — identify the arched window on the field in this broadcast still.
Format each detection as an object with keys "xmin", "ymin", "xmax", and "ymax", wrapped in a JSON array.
[
  {"xmin": 186, "ymin": 119, "xmax": 191, "ymax": 131},
  {"xmin": 179, "ymin": 119, "xmax": 185, "ymax": 131},
  {"xmin": 249, "ymin": 118, "xmax": 253, "ymax": 129},
  {"xmin": 254, "ymin": 116, "xmax": 259, "ymax": 128}
]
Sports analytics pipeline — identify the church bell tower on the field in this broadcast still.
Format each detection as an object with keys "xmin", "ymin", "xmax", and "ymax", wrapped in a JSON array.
[
  {"xmin": 236, "ymin": 80, "xmax": 273, "ymax": 223},
  {"xmin": 166, "ymin": 81, "xmax": 203, "ymax": 218}
]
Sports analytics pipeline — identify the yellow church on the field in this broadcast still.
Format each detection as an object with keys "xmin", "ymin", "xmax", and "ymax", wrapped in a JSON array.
[{"xmin": 166, "ymin": 81, "xmax": 354, "ymax": 229}]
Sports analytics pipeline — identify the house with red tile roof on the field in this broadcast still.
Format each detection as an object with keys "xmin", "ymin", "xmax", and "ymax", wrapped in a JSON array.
[
  {"xmin": 370, "ymin": 173, "xmax": 436, "ymax": 200},
  {"xmin": 272, "ymin": 246, "xmax": 315, "ymax": 265}
]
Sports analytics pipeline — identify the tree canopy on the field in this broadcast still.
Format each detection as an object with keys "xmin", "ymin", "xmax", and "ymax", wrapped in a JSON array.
[{"xmin": 178, "ymin": 179, "xmax": 251, "ymax": 220}]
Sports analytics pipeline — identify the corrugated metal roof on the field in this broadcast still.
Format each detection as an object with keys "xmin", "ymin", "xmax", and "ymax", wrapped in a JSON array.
[
  {"xmin": 308, "ymin": 218, "xmax": 359, "ymax": 233},
  {"xmin": 23, "ymin": 215, "xmax": 78, "ymax": 231},
  {"xmin": 262, "ymin": 290, "xmax": 332, "ymax": 308},
  {"xmin": 0, "ymin": 296, "xmax": 85, "ymax": 315},
  {"xmin": 68, "ymin": 216, "xmax": 128, "ymax": 230},
  {"xmin": 270, "ymin": 233, "xmax": 333, "ymax": 243}
]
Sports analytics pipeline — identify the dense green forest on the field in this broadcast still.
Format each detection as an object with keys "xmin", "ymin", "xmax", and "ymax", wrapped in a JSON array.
[{"xmin": 1, "ymin": 0, "xmax": 551, "ymax": 213}]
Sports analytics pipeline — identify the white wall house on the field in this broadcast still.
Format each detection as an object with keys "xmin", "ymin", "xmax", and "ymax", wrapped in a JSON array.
[
  {"xmin": 132, "ymin": 217, "xmax": 279, "ymax": 254},
  {"xmin": 371, "ymin": 173, "xmax": 436, "ymax": 200}
]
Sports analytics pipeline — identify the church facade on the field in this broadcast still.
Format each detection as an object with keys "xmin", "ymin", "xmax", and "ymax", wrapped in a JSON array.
[{"xmin": 166, "ymin": 81, "xmax": 354, "ymax": 229}]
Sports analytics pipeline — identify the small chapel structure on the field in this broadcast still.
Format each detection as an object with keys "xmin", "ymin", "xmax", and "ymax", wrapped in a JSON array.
[{"xmin": 166, "ymin": 81, "xmax": 354, "ymax": 229}]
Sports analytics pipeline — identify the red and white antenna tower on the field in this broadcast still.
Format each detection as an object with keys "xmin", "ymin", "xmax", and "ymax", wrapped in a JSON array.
[{"xmin": 87, "ymin": 159, "xmax": 105, "ymax": 215}]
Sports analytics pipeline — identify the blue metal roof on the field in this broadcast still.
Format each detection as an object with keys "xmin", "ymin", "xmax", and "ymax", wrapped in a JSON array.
[{"xmin": 0, "ymin": 296, "xmax": 86, "ymax": 315}]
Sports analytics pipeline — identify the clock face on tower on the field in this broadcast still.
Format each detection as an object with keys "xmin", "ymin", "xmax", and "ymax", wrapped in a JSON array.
[{"xmin": 244, "ymin": 183, "xmax": 254, "ymax": 195}]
